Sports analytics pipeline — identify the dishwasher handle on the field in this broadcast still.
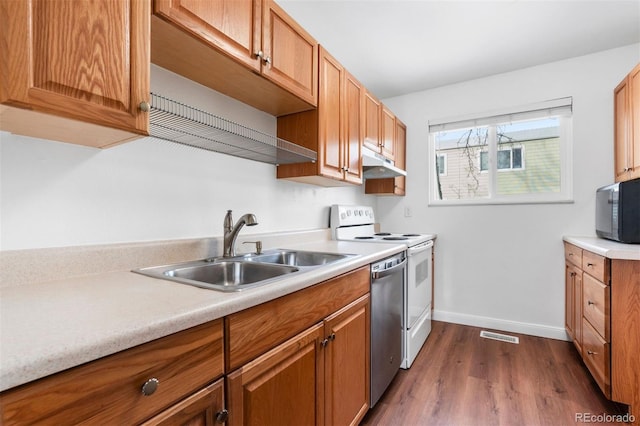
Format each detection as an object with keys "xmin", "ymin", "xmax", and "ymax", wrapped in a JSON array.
[{"xmin": 372, "ymin": 258, "xmax": 407, "ymax": 280}]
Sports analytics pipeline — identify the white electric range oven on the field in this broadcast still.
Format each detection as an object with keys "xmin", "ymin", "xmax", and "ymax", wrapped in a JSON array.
[{"xmin": 330, "ymin": 205, "xmax": 435, "ymax": 369}]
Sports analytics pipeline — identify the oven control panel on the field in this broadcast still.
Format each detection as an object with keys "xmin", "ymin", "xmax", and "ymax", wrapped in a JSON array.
[{"xmin": 330, "ymin": 205, "xmax": 375, "ymax": 227}]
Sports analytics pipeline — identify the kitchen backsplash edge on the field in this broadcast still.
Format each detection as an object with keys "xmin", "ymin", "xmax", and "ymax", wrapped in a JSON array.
[{"xmin": 0, "ymin": 229, "xmax": 332, "ymax": 288}]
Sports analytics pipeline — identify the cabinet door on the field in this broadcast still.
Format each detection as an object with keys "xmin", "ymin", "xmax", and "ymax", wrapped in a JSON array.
[
  {"xmin": 363, "ymin": 91, "xmax": 381, "ymax": 152},
  {"xmin": 573, "ymin": 268, "xmax": 583, "ymax": 354},
  {"xmin": 0, "ymin": 0, "xmax": 149, "ymax": 140},
  {"xmin": 261, "ymin": 0, "xmax": 318, "ymax": 107},
  {"xmin": 141, "ymin": 379, "xmax": 225, "ymax": 426},
  {"xmin": 318, "ymin": 47, "xmax": 345, "ymax": 181},
  {"xmin": 343, "ymin": 71, "xmax": 364, "ymax": 185},
  {"xmin": 154, "ymin": 0, "xmax": 261, "ymax": 72},
  {"xmin": 394, "ymin": 120, "xmax": 407, "ymax": 195},
  {"xmin": 227, "ymin": 324, "xmax": 324, "ymax": 426},
  {"xmin": 565, "ymin": 262, "xmax": 576, "ymax": 339},
  {"xmin": 381, "ymin": 105, "xmax": 396, "ymax": 161},
  {"xmin": 628, "ymin": 63, "xmax": 640, "ymax": 180},
  {"xmin": 324, "ymin": 295, "xmax": 370, "ymax": 426},
  {"xmin": 614, "ymin": 78, "xmax": 629, "ymax": 182}
]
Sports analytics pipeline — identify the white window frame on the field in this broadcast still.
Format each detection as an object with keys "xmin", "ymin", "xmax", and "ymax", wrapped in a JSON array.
[{"xmin": 428, "ymin": 98, "xmax": 573, "ymax": 206}]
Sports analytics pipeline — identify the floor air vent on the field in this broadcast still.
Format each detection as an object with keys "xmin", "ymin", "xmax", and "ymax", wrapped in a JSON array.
[{"xmin": 480, "ymin": 330, "xmax": 520, "ymax": 344}]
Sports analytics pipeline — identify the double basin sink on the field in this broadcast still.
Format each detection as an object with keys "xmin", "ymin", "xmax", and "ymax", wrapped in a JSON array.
[{"xmin": 133, "ymin": 249, "xmax": 356, "ymax": 292}]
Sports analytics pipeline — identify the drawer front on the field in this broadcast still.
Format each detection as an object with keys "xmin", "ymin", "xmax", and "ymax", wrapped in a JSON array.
[
  {"xmin": 1, "ymin": 320, "xmax": 224, "ymax": 426},
  {"xmin": 226, "ymin": 266, "xmax": 370, "ymax": 371},
  {"xmin": 582, "ymin": 250, "xmax": 609, "ymax": 282},
  {"xmin": 564, "ymin": 242, "xmax": 583, "ymax": 267},
  {"xmin": 583, "ymin": 273, "xmax": 610, "ymax": 340},
  {"xmin": 582, "ymin": 319, "xmax": 611, "ymax": 398}
]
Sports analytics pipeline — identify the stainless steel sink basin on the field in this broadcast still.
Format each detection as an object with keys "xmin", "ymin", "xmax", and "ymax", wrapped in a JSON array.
[
  {"xmin": 240, "ymin": 249, "xmax": 355, "ymax": 267},
  {"xmin": 134, "ymin": 260, "xmax": 298, "ymax": 292}
]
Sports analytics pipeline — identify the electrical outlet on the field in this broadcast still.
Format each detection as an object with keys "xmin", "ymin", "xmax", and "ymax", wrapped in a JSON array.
[{"xmin": 404, "ymin": 206, "xmax": 412, "ymax": 217}]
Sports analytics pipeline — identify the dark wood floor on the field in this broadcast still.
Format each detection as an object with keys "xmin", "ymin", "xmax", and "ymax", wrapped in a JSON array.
[{"xmin": 361, "ymin": 321, "xmax": 625, "ymax": 426}]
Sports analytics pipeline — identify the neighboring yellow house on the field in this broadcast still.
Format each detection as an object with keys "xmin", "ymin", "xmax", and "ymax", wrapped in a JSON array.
[{"xmin": 435, "ymin": 126, "xmax": 561, "ymax": 200}]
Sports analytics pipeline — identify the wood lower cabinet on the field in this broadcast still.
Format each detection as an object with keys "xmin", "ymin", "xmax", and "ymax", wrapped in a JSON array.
[
  {"xmin": 152, "ymin": 0, "xmax": 317, "ymax": 116},
  {"xmin": 227, "ymin": 295, "xmax": 370, "ymax": 426},
  {"xmin": 0, "ymin": 0, "xmax": 150, "ymax": 147},
  {"xmin": 276, "ymin": 47, "xmax": 363, "ymax": 186},
  {"xmin": 365, "ymin": 118, "xmax": 406, "ymax": 195},
  {"xmin": 141, "ymin": 379, "xmax": 226, "ymax": 426},
  {"xmin": 0, "ymin": 320, "xmax": 225, "ymax": 425},
  {"xmin": 613, "ymin": 62, "xmax": 640, "ymax": 182},
  {"xmin": 226, "ymin": 267, "xmax": 371, "ymax": 426},
  {"xmin": 564, "ymin": 241, "xmax": 640, "ymax": 422}
]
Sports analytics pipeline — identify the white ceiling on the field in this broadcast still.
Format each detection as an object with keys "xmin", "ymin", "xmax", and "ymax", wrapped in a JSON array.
[{"xmin": 277, "ymin": 0, "xmax": 640, "ymax": 99}]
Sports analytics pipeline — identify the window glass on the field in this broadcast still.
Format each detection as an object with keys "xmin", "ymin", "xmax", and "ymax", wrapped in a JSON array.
[{"xmin": 428, "ymin": 100, "xmax": 571, "ymax": 205}]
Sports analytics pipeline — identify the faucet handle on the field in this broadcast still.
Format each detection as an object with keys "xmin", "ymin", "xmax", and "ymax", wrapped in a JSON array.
[{"xmin": 243, "ymin": 241, "xmax": 262, "ymax": 254}]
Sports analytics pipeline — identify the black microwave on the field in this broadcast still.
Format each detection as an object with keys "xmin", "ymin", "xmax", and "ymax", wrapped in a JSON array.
[{"xmin": 595, "ymin": 178, "xmax": 640, "ymax": 244}]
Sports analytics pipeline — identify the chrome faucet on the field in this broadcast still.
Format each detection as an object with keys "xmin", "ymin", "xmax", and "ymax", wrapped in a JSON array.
[{"xmin": 223, "ymin": 210, "xmax": 258, "ymax": 257}]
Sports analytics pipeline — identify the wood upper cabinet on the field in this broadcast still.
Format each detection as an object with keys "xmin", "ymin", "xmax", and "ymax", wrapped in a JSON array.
[
  {"xmin": 613, "ymin": 63, "xmax": 640, "ymax": 182},
  {"xmin": 261, "ymin": 0, "xmax": 318, "ymax": 106},
  {"xmin": 0, "ymin": 0, "xmax": 150, "ymax": 147},
  {"xmin": 152, "ymin": 0, "xmax": 317, "ymax": 116},
  {"xmin": 365, "ymin": 118, "xmax": 407, "ymax": 196},
  {"xmin": 276, "ymin": 46, "xmax": 362, "ymax": 186},
  {"xmin": 381, "ymin": 105, "xmax": 396, "ymax": 161},
  {"xmin": 154, "ymin": 0, "xmax": 262, "ymax": 72},
  {"xmin": 363, "ymin": 91, "xmax": 382, "ymax": 153},
  {"xmin": 0, "ymin": 320, "xmax": 225, "ymax": 425}
]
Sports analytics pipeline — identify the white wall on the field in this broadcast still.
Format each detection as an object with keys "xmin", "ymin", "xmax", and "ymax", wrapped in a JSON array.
[
  {"xmin": 377, "ymin": 44, "xmax": 640, "ymax": 339},
  {"xmin": 0, "ymin": 65, "xmax": 372, "ymax": 250}
]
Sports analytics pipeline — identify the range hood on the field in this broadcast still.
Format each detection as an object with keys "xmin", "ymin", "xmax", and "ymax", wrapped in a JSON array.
[{"xmin": 361, "ymin": 147, "xmax": 407, "ymax": 179}]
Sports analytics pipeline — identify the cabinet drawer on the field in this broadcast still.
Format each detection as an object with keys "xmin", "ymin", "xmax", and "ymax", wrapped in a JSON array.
[
  {"xmin": 582, "ymin": 319, "xmax": 611, "ymax": 398},
  {"xmin": 0, "ymin": 320, "xmax": 224, "ymax": 425},
  {"xmin": 583, "ymin": 273, "xmax": 610, "ymax": 340},
  {"xmin": 582, "ymin": 250, "xmax": 609, "ymax": 282},
  {"xmin": 564, "ymin": 242, "xmax": 582, "ymax": 267}
]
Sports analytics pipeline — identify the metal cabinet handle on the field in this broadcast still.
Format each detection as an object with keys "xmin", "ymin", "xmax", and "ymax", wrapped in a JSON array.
[
  {"xmin": 216, "ymin": 409, "xmax": 229, "ymax": 423},
  {"xmin": 141, "ymin": 378, "xmax": 159, "ymax": 396},
  {"xmin": 139, "ymin": 101, "xmax": 150, "ymax": 112},
  {"xmin": 587, "ymin": 350, "xmax": 597, "ymax": 356}
]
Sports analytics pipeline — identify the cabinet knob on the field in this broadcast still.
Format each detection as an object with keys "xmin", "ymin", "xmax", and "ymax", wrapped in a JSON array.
[
  {"xmin": 587, "ymin": 263, "xmax": 594, "ymax": 267},
  {"xmin": 320, "ymin": 338, "xmax": 329, "ymax": 347},
  {"xmin": 570, "ymin": 272, "xmax": 576, "ymax": 277},
  {"xmin": 141, "ymin": 377, "xmax": 159, "ymax": 396},
  {"xmin": 139, "ymin": 101, "xmax": 150, "ymax": 112},
  {"xmin": 328, "ymin": 332, "xmax": 336, "ymax": 341},
  {"xmin": 263, "ymin": 56, "xmax": 272, "ymax": 65},
  {"xmin": 255, "ymin": 50, "xmax": 264, "ymax": 59},
  {"xmin": 587, "ymin": 350, "xmax": 597, "ymax": 356},
  {"xmin": 216, "ymin": 409, "xmax": 229, "ymax": 423},
  {"xmin": 588, "ymin": 300, "xmax": 595, "ymax": 306}
]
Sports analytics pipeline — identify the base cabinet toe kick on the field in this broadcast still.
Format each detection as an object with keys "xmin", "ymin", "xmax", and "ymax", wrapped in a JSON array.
[{"xmin": 564, "ymin": 242, "xmax": 640, "ymax": 423}]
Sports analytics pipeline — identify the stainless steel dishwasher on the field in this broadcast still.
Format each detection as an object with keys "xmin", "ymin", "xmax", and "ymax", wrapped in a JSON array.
[{"xmin": 370, "ymin": 251, "xmax": 406, "ymax": 407}]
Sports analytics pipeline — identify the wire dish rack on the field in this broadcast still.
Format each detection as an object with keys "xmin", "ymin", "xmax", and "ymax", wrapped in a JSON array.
[{"xmin": 148, "ymin": 93, "xmax": 317, "ymax": 165}]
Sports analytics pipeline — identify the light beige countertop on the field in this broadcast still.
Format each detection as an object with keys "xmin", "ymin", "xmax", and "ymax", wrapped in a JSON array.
[
  {"xmin": 0, "ymin": 238, "xmax": 407, "ymax": 392},
  {"xmin": 563, "ymin": 236, "xmax": 640, "ymax": 260}
]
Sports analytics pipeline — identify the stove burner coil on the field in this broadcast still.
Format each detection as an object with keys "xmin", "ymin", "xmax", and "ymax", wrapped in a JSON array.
[
  {"xmin": 383, "ymin": 236, "xmax": 409, "ymax": 241},
  {"xmin": 355, "ymin": 236, "xmax": 375, "ymax": 239},
  {"xmin": 374, "ymin": 232, "xmax": 392, "ymax": 236},
  {"xmin": 402, "ymin": 234, "xmax": 420, "ymax": 237}
]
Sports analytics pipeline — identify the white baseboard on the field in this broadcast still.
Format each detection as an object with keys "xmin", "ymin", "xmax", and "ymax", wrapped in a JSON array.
[{"xmin": 433, "ymin": 309, "xmax": 570, "ymax": 341}]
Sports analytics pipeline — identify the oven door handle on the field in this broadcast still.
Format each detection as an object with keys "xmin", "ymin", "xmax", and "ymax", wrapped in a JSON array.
[
  {"xmin": 372, "ymin": 259, "xmax": 407, "ymax": 280},
  {"xmin": 408, "ymin": 240, "xmax": 433, "ymax": 255}
]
